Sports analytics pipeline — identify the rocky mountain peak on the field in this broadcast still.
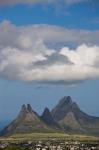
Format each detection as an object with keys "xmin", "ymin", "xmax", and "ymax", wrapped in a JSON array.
[
  {"xmin": 1, "ymin": 96, "xmax": 99, "ymax": 136},
  {"xmin": 59, "ymin": 96, "xmax": 73, "ymax": 107},
  {"xmin": 27, "ymin": 104, "xmax": 33, "ymax": 112},
  {"xmin": 41, "ymin": 107, "xmax": 61, "ymax": 129},
  {"xmin": 0, "ymin": 104, "xmax": 50, "ymax": 136},
  {"xmin": 21, "ymin": 104, "xmax": 27, "ymax": 112},
  {"xmin": 51, "ymin": 96, "xmax": 80, "ymax": 121},
  {"xmin": 43, "ymin": 107, "xmax": 50, "ymax": 115},
  {"xmin": 66, "ymin": 96, "xmax": 73, "ymax": 103},
  {"xmin": 42, "ymin": 107, "xmax": 53, "ymax": 121},
  {"xmin": 20, "ymin": 104, "xmax": 33, "ymax": 113}
]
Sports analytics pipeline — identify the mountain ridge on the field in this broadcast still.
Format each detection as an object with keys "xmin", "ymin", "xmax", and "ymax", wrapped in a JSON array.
[
  {"xmin": 0, "ymin": 104, "xmax": 54, "ymax": 136},
  {"xmin": 1, "ymin": 96, "xmax": 99, "ymax": 136},
  {"xmin": 51, "ymin": 96, "xmax": 99, "ymax": 135}
]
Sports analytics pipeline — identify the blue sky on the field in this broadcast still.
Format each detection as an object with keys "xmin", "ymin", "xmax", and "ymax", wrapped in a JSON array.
[
  {"xmin": 0, "ymin": 2, "xmax": 99, "ymax": 29},
  {"xmin": 0, "ymin": 0, "xmax": 99, "ymax": 121}
]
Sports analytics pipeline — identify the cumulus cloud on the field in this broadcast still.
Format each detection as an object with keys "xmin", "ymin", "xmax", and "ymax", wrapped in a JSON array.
[
  {"xmin": 0, "ymin": 20, "xmax": 99, "ymax": 49},
  {"xmin": 0, "ymin": 0, "xmax": 90, "ymax": 6},
  {"xmin": 0, "ymin": 20, "xmax": 99, "ymax": 85}
]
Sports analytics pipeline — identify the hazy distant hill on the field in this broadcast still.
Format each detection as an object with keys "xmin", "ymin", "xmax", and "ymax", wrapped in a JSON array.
[{"xmin": 1, "ymin": 96, "xmax": 99, "ymax": 136}]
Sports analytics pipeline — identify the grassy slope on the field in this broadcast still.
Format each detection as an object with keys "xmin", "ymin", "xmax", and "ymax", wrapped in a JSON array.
[{"xmin": 0, "ymin": 133, "xmax": 99, "ymax": 142}]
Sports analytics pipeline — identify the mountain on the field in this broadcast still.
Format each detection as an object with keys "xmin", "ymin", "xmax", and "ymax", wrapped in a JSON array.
[
  {"xmin": 0, "ymin": 104, "xmax": 52, "ymax": 136},
  {"xmin": 1, "ymin": 96, "xmax": 99, "ymax": 136},
  {"xmin": 51, "ymin": 96, "xmax": 99, "ymax": 135},
  {"xmin": 41, "ymin": 107, "xmax": 61, "ymax": 130}
]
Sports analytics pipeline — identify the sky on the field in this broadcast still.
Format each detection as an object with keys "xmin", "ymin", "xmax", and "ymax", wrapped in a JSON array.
[{"xmin": 0, "ymin": 0, "xmax": 99, "ymax": 122}]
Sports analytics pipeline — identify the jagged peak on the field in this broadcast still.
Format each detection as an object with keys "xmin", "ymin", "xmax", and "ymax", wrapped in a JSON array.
[
  {"xmin": 66, "ymin": 96, "xmax": 73, "ymax": 104},
  {"xmin": 51, "ymin": 96, "xmax": 81, "ymax": 121},
  {"xmin": 42, "ymin": 107, "xmax": 51, "ymax": 117},
  {"xmin": 59, "ymin": 96, "xmax": 80, "ymax": 108},
  {"xmin": 58, "ymin": 96, "xmax": 80, "ymax": 111},
  {"xmin": 27, "ymin": 104, "xmax": 33, "ymax": 112},
  {"xmin": 41, "ymin": 107, "xmax": 59, "ymax": 128},
  {"xmin": 59, "ymin": 96, "xmax": 73, "ymax": 106},
  {"xmin": 20, "ymin": 104, "xmax": 33, "ymax": 113},
  {"xmin": 21, "ymin": 104, "xmax": 27, "ymax": 112},
  {"xmin": 44, "ymin": 107, "xmax": 50, "ymax": 113}
]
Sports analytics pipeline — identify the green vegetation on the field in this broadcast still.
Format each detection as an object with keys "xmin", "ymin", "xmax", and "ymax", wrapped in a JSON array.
[
  {"xmin": 0, "ymin": 146, "xmax": 24, "ymax": 150},
  {"xmin": 1, "ymin": 133, "xmax": 99, "ymax": 142},
  {"xmin": 11, "ymin": 132, "xmax": 67, "ymax": 139}
]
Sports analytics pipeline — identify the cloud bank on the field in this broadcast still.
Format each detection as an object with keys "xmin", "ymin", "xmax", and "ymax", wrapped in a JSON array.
[{"xmin": 0, "ymin": 20, "xmax": 99, "ymax": 85}]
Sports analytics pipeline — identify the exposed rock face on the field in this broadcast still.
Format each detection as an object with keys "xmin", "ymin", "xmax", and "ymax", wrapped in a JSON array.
[
  {"xmin": 0, "ymin": 104, "xmax": 49, "ymax": 136},
  {"xmin": 51, "ymin": 96, "xmax": 99, "ymax": 135}
]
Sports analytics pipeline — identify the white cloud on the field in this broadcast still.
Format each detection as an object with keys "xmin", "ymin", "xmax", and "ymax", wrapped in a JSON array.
[
  {"xmin": 60, "ymin": 44, "xmax": 99, "ymax": 66},
  {"xmin": 0, "ymin": 20, "xmax": 99, "ymax": 85},
  {"xmin": 0, "ymin": 20, "xmax": 99, "ymax": 49}
]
